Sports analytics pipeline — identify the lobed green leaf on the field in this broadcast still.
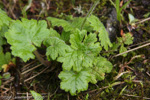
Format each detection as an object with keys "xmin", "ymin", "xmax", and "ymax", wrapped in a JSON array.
[
  {"xmin": 44, "ymin": 28, "xmax": 70, "ymax": 60},
  {"xmin": 57, "ymin": 29, "xmax": 101, "ymax": 72},
  {"xmin": 5, "ymin": 18, "xmax": 50, "ymax": 62},
  {"xmin": 87, "ymin": 15, "xmax": 112, "ymax": 50},
  {"xmin": 89, "ymin": 57, "xmax": 113, "ymax": 83},
  {"xmin": 44, "ymin": 37, "xmax": 70, "ymax": 60},
  {"xmin": 47, "ymin": 17, "xmax": 73, "ymax": 32},
  {"xmin": 49, "ymin": 28, "xmax": 60, "ymax": 38},
  {"xmin": 123, "ymin": 33, "xmax": 133, "ymax": 45},
  {"xmin": 119, "ymin": 44, "xmax": 127, "ymax": 57},
  {"xmin": 59, "ymin": 69, "xmax": 91, "ymax": 95}
]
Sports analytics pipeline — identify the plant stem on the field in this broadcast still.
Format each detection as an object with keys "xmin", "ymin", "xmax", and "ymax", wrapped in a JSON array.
[
  {"xmin": 80, "ymin": 0, "xmax": 99, "ymax": 30},
  {"xmin": 109, "ymin": 0, "xmax": 116, "ymax": 8},
  {"xmin": 33, "ymin": 50, "xmax": 48, "ymax": 66}
]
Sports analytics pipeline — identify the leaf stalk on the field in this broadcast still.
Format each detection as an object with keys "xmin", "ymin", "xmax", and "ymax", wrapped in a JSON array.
[{"xmin": 33, "ymin": 50, "xmax": 48, "ymax": 66}]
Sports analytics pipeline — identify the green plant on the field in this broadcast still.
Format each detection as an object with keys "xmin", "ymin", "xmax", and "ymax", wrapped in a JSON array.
[
  {"xmin": 111, "ymin": 32, "xmax": 133, "ymax": 57},
  {"xmin": 45, "ymin": 14, "xmax": 114, "ymax": 95},
  {"xmin": 117, "ymin": 33, "xmax": 133, "ymax": 56},
  {"xmin": 109, "ymin": 0, "xmax": 131, "ymax": 22},
  {"xmin": 0, "ymin": 49, "xmax": 15, "ymax": 85},
  {"xmin": 0, "ymin": 1, "xmax": 134, "ymax": 95},
  {"xmin": 0, "ymin": 8, "xmax": 11, "ymax": 30},
  {"xmin": 22, "ymin": 0, "xmax": 33, "ymax": 18},
  {"xmin": 4, "ymin": 14, "xmax": 113, "ymax": 95},
  {"xmin": 5, "ymin": 18, "xmax": 50, "ymax": 62},
  {"xmin": 0, "ymin": 8, "xmax": 11, "ymax": 50},
  {"xmin": 0, "ymin": 8, "xmax": 14, "ymax": 85},
  {"xmin": 30, "ymin": 90, "xmax": 44, "ymax": 100}
]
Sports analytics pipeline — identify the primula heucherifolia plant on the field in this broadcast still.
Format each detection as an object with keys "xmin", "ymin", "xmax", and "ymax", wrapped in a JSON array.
[
  {"xmin": 0, "ymin": 1, "xmax": 133, "ymax": 95},
  {"xmin": 4, "ymin": 14, "xmax": 113, "ymax": 95}
]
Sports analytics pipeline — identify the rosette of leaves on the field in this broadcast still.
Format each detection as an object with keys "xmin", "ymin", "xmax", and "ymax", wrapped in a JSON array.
[
  {"xmin": 5, "ymin": 18, "xmax": 50, "ymax": 62},
  {"xmin": 58, "ymin": 29, "xmax": 101, "ymax": 72},
  {"xmin": 46, "ymin": 15, "xmax": 113, "ymax": 95},
  {"xmin": 44, "ymin": 27, "xmax": 113, "ymax": 95},
  {"xmin": 53, "ymin": 29, "xmax": 112, "ymax": 95}
]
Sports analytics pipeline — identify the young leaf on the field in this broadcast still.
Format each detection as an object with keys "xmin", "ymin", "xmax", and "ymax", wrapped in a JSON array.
[
  {"xmin": 117, "ymin": 36, "xmax": 123, "ymax": 44},
  {"xmin": 0, "ymin": 8, "xmax": 11, "ymax": 30},
  {"xmin": 119, "ymin": 44, "xmax": 127, "ymax": 57},
  {"xmin": 5, "ymin": 18, "xmax": 50, "ymax": 62},
  {"xmin": 70, "ymin": 29, "xmax": 86, "ymax": 49},
  {"xmin": 58, "ymin": 69, "xmax": 91, "ymax": 96},
  {"xmin": 57, "ymin": 29, "xmax": 101, "ymax": 72},
  {"xmin": 117, "ymin": 33, "xmax": 133, "ymax": 45},
  {"xmin": 44, "ymin": 28, "xmax": 70, "ymax": 60},
  {"xmin": 44, "ymin": 37, "xmax": 70, "ymax": 60},
  {"xmin": 87, "ymin": 15, "xmax": 112, "ymax": 50},
  {"xmin": 30, "ymin": 90, "xmax": 43, "ymax": 100},
  {"xmin": 117, "ymin": 33, "xmax": 133, "ymax": 57},
  {"xmin": 128, "ymin": 14, "xmax": 136, "ymax": 24},
  {"xmin": 57, "ymin": 50, "xmax": 84, "ymax": 71},
  {"xmin": 123, "ymin": 33, "xmax": 133, "ymax": 45}
]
